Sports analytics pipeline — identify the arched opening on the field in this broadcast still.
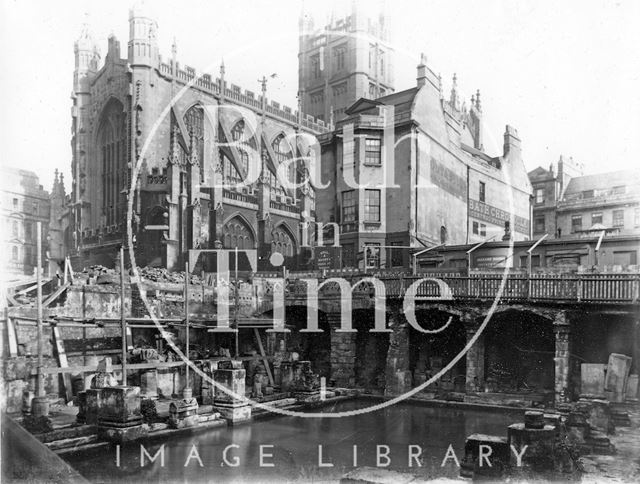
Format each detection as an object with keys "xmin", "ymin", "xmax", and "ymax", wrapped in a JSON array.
[
  {"xmin": 271, "ymin": 223, "xmax": 298, "ymax": 268},
  {"xmin": 96, "ymin": 99, "xmax": 126, "ymax": 227},
  {"xmin": 353, "ymin": 309, "xmax": 390, "ymax": 392},
  {"xmin": 184, "ymin": 105, "xmax": 204, "ymax": 182},
  {"xmin": 482, "ymin": 310, "xmax": 555, "ymax": 400},
  {"xmin": 222, "ymin": 215, "xmax": 255, "ymax": 250},
  {"xmin": 409, "ymin": 310, "xmax": 467, "ymax": 395}
]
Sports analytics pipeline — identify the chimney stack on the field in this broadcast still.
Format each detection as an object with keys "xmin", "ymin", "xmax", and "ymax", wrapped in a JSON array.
[
  {"xmin": 503, "ymin": 125, "xmax": 521, "ymax": 158},
  {"xmin": 416, "ymin": 53, "xmax": 427, "ymax": 88}
]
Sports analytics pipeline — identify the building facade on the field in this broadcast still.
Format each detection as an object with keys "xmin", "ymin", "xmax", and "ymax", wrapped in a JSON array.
[
  {"xmin": 65, "ymin": 8, "xmax": 329, "ymax": 271},
  {"xmin": 315, "ymin": 57, "xmax": 532, "ymax": 271},
  {"xmin": 529, "ymin": 159, "xmax": 640, "ymax": 261},
  {"xmin": 298, "ymin": 4, "xmax": 394, "ymax": 124},
  {"xmin": 1, "ymin": 167, "xmax": 52, "ymax": 278}
]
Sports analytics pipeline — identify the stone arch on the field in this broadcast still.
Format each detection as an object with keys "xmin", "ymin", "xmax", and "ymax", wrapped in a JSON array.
[
  {"xmin": 271, "ymin": 221, "xmax": 297, "ymax": 258},
  {"xmin": 481, "ymin": 308, "xmax": 555, "ymax": 397},
  {"xmin": 407, "ymin": 308, "xmax": 468, "ymax": 393},
  {"xmin": 222, "ymin": 213, "xmax": 256, "ymax": 250}
]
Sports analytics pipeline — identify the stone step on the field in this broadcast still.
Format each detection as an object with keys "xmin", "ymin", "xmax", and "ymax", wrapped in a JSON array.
[
  {"xmin": 37, "ymin": 424, "xmax": 97, "ymax": 443},
  {"xmin": 45, "ymin": 434, "xmax": 98, "ymax": 451}
]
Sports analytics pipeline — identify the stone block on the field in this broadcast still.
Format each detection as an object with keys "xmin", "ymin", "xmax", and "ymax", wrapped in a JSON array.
[
  {"xmin": 98, "ymin": 386, "xmax": 142, "ymax": 426},
  {"xmin": 140, "ymin": 370, "xmax": 158, "ymax": 399},
  {"xmin": 214, "ymin": 367, "xmax": 246, "ymax": 405},
  {"xmin": 168, "ymin": 390, "xmax": 199, "ymax": 429},
  {"xmin": 98, "ymin": 424, "xmax": 148, "ymax": 443},
  {"xmin": 576, "ymin": 398, "xmax": 613, "ymax": 433},
  {"xmin": 604, "ymin": 353, "xmax": 632, "ymax": 402},
  {"xmin": 280, "ymin": 362, "xmax": 294, "ymax": 392},
  {"xmin": 524, "ymin": 411, "xmax": 544, "ymax": 429},
  {"xmin": 3, "ymin": 379, "xmax": 27, "ymax": 413},
  {"xmin": 84, "ymin": 389, "xmax": 101, "ymax": 425},
  {"xmin": 462, "ymin": 433, "xmax": 509, "ymax": 478},
  {"xmin": 625, "ymin": 374, "xmax": 638, "ymax": 400},
  {"xmin": 157, "ymin": 368, "xmax": 177, "ymax": 398},
  {"xmin": 581, "ymin": 363, "xmax": 606, "ymax": 397},
  {"xmin": 201, "ymin": 361, "xmax": 218, "ymax": 405},
  {"xmin": 507, "ymin": 423, "xmax": 555, "ymax": 469},
  {"xmin": 215, "ymin": 402, "xmax": 251, "ymax": 425}
]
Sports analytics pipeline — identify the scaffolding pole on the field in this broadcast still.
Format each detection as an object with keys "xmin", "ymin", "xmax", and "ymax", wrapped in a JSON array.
[{"xmin": 120, "ymin": 247, "xmax": 127, "ymax": 385}]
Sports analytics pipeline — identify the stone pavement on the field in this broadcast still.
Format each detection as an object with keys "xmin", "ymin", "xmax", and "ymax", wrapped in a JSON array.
[{"xmin": 580, "ymin": 404, "xmax": 640, "ymax": 483}]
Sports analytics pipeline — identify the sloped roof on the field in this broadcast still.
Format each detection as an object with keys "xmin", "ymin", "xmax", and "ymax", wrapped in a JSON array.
[
  {"xmin": 375, "ymin": 87, "xmax": 419, "ymax": 112},
  {"xmin": 345, "ymin": 87, "xmax": 419, "ymax": 116},
  {"xmin": 564, "ymin": 169, "xmax": 640, "ymax": 194},
  {"xmin": 528, "ymin": 166, "xmax": 552, "ymax": 180}
]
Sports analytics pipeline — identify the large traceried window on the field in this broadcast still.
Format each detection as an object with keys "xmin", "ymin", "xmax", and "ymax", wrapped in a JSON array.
[
  {"xmin": 97, "ymin": 99, "xmax": 127, "ymax": 227},
  {"xmin": 271, "ymin": 225, "xmax": 296, "ymax": 257},
  {"xmin": 271, "ymin": 134, "xmax": 295, "ymax": 201},
  {"xmin": 184, "ymin": 105, "xmax": 205, "ymax": 182},
  {"xmin": 231, "ymin": 119, "xmax": 255, "ymax": 177},
  {"xmin": 222, "ymin": 216, "xmax": 255, "ymax": 250}
]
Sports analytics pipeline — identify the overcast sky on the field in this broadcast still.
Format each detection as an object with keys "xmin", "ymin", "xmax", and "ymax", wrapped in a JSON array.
[{"xmin": 1, "ymin": 0, "xmax": 639, "ymax": 190}]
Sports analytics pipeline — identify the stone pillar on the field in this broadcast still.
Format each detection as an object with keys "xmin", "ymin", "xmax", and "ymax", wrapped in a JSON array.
[
  {"xmin": 214, "ymin": 361, "xmax": 251, "ymax": 425},
  {"xmin": 464, "ymin": 313, "xmax": 485, "ymax": 393},
  {"xmin": 327, "ymin": 312, "xmax": 356, "ymax": 387},
  {"xmin": 384, "ymin": 311, "xmax": 411, "ymax": 396},
  {"xmin": 554, "ymin": 311, "xmax": 571, "ymax": 404}
]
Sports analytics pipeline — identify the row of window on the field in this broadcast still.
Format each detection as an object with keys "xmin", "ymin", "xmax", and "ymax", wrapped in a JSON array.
[
  {"xmin": 341, "ymin": 189, "xmax": 381, "ymax": 224},
  {"xmin": 570, "ymin": 209, "xmax": 638, "ymax": 231},
  {"xmin": 310, "ymin": 45, "xmax": 348, "ymax": 79},
  {"xmin": 10, "ymin": 198, "xmax": 39, "ymax": 214}
]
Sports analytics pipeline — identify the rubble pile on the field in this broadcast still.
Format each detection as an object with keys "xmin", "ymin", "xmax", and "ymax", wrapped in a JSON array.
[
  {"xmin": 138, "ymin": 267, "xmax": 202, "ymax": 285},
  {"xmin": 71, "ymin": 265, "xmax": 203, "ymax": 286}
]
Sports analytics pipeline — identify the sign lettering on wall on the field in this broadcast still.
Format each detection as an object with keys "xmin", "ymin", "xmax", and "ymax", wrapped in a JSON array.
[
  {"xmin": 429, "ymin": 157, "xmax": 466, "ymax": 201},
  {"xmin": 468, "ymin": 199, "xmax": 529, "ymax": 234}
]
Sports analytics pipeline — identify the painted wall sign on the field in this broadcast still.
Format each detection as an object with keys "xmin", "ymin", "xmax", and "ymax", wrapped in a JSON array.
[
  {"xmin": 468, "ymin": 199, "xmax": 529, "ymax": 234},
  {"xmin": 429, "ymin": 157, "xmax": 466, "ymax": 201}
]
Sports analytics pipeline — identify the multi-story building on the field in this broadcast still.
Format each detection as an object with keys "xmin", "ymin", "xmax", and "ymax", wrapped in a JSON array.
[
  {"xmin": 315, "ymin": 57, "xmax": 532, "ymax": 270},
  {"xmin": 529, "ymin": 159, "xmax": 640, "ymax": 259},
  {"xmin": 64, "ymin": 8, "xmax": 329, "ymax": 271},
  {"xmin": 298, "ymin": 4, "xmax": 394, "ymax": 124},
  {"xmin": 528, "ymin": 155, "xmax": 583, "ymax": 237},
  {"xmin": 1, "ymin": 167, "xmax": 52, "ymax": 278}
]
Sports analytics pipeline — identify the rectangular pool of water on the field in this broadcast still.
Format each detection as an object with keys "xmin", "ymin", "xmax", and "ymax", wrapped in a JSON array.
[{"xmin": 63, "ymin": 398, "xmax": 522, "ymax": 482}]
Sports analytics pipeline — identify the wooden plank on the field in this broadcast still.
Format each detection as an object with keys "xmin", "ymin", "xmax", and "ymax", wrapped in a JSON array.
[
  {"xmin": 253, "ymin": 328, "xmax": 274, "ymax": 387},
  {"xmin": 52, "ymin": 325, "xmax": 73, "ymax": 402},
  {"xmin": 43, "ymin": 283, "xmax": 70, "ymax": 307},
  {"xmin": 6, "ymin": 313, "xmax": 18, "ymax": 357},
  {"xmin": 6, "ymin": 292, "xmax": 20, "ymax": 307}
]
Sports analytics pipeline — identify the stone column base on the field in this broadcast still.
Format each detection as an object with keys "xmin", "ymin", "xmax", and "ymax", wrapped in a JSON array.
[
  {"xmin": 215, "ymin": 402, "xmax": 252, "ymax": 425},
  {"xmin": 98, "ymin": 424, "xmax": 148, "ymax": 443}
]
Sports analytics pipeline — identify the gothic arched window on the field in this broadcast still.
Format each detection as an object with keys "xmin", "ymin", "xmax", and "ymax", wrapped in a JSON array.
[
  {"xmin": 222, "ymin": 216, "xmax": 255, "ymax": 250},
  {"xmin": 271, "ymin": 225, "xmax": 296, "ymax": 257},
  {"xmin": 184, "ymin": 105, "xmax": 204, "ymax": 181},
  {"xmin": 97, "ymin": 99, "xmax": 126, "ymax": 227}
]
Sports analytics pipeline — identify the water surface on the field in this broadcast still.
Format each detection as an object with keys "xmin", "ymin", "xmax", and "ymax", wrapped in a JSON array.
[{"xmin": 64, "ymin": 399, "xmax": 520, "ymax": 482}]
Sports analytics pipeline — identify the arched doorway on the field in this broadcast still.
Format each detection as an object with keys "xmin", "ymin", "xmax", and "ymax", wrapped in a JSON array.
[
  {"xmin": 409, "ymin": 310, "xmax": 467, "ymax": 395},
  {"xmin": 482, "ymin": 310, "xmax": 555, "ymax": 398}
]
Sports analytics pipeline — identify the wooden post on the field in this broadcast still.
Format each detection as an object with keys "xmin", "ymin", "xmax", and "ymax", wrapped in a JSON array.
[
  {"xmin": 36, "ymin": 221, "xmax": 44, "ymax": 397},
  {"xmin": 120, "ymin": 247, "xmax": 127, "ymax": 385},
  {"xmin": 184, "ymin": 261, "xmax": 190, "ymax": 387}
]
